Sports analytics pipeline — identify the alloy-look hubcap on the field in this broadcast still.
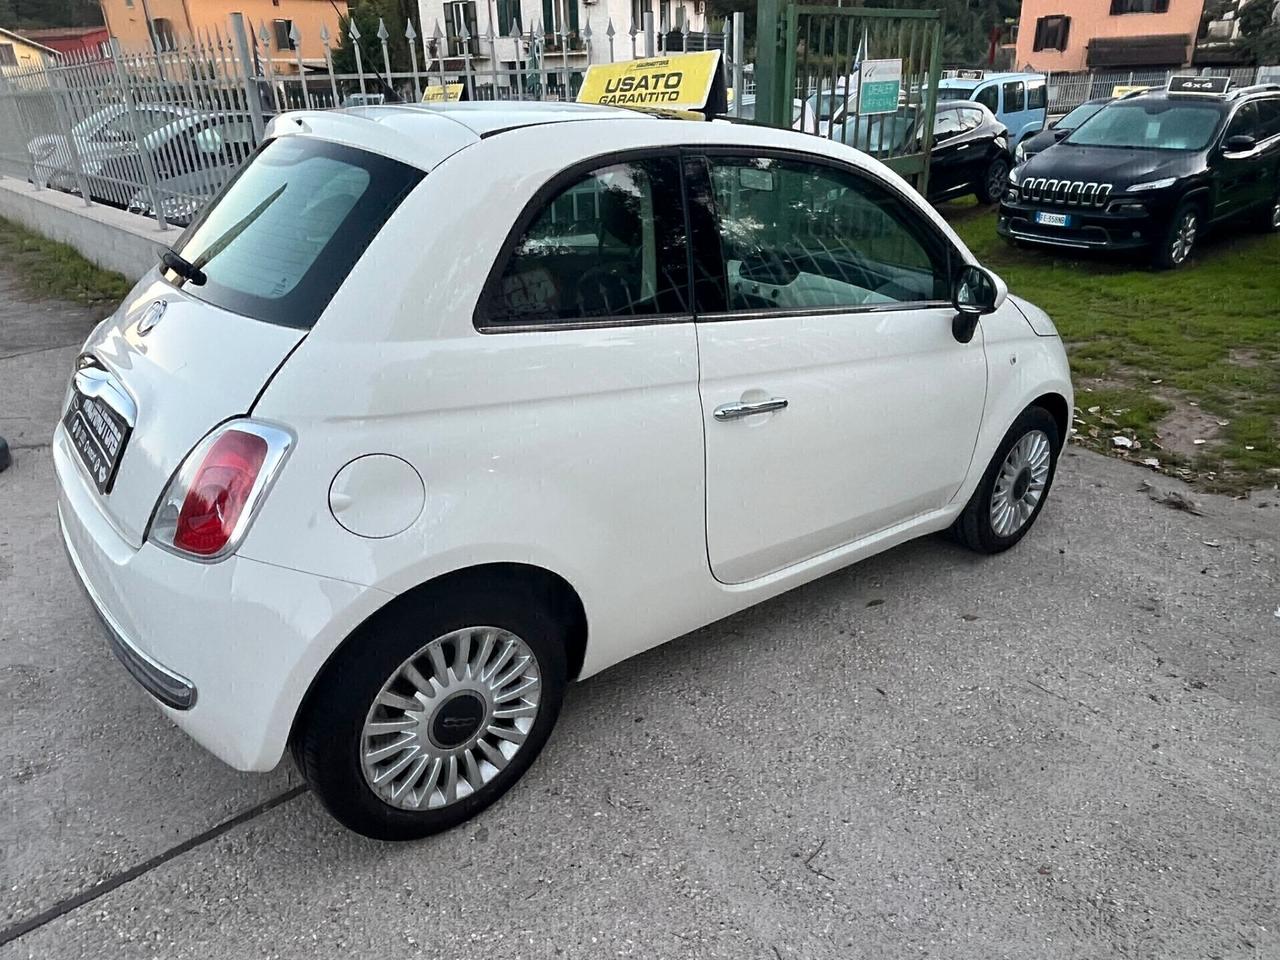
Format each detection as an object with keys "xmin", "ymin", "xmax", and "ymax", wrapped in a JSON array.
[
  {"xmin": 988, "ymin": 163, "xmax": 1007, "ymax": 199},
  {"xmin": 360, "ymin": 626, "xmax": 541, "ymax": 811},
  {"xmin": 1170, "ymin": 212, "xmax": 1197, "ymax": 264},
  {"xmin": 1271, "ymin": 200, "xmax": 1280, "ymax": 229},
  {"xmin": 989, "ymin": 430, "xmax": 1051, "ymax": 537}
]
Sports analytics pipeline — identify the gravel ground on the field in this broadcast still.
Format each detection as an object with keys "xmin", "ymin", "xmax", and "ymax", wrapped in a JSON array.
[{"xmin": 2, "ymin": 275, "xmax": 1278, "ymax": 960}]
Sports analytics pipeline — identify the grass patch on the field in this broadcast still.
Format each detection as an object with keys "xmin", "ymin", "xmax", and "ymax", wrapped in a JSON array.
[
  {"xmin": 942, "ymin": 202, "xmax": 1280, "ymax": 491},
  {"xmin": 0, "ymin": 216, "xmax": 130, "ymax": 307}
]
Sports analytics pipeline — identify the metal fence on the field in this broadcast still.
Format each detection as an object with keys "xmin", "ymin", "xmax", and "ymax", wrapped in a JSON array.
[
  {"xmin": 1045, "ymin": 65, "xmax": 1267, "ymax": 114},
  {"xmin": 0, "ymin": 11, "xmax": 751, "ymax": 231}
]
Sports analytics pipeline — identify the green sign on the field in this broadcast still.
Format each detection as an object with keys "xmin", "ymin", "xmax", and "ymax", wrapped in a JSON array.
[{"xmin": 858, "ymin": 58, "xmax": 902, "ymax": 116}]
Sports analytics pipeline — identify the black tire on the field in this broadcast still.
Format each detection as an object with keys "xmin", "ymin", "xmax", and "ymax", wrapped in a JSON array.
[
  {"xmin": 952, "ymin": 405, "xmax": 1061, "ymax": 554},
  {"xmin": 1151, "ymin": 198, "xmax": 1200, "ymax": 270},
  {"xmin": 291, "ymin": 575, "xmax": 568, "ymax": 840},
  {"xmin": 975, "ymin": 155, "xmax": 1010, "ymax": 205}
]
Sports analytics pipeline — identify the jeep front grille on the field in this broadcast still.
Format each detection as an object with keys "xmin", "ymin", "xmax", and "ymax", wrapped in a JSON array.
[{"xmin": 1020, "ymin": 178, "xmax": 1113, "ymax": 207}]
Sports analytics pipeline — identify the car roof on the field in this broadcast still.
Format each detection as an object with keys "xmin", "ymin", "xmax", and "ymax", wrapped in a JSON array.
[
  {"xmin": 1123, "ymin": 89, "xmax": 1232, "ymax": 110},
  {"xmin": 358, "ymin": 101, "xmax": 650, "ymax": 136},
  {"xmin": 940, "ymin": 72, "xmax": 1044, "ymax": 85}
]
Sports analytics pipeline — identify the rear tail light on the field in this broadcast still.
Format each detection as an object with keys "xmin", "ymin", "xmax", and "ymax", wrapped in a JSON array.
[{"xmin": 148, "ymin": 420, "xmax": 293, "ymax": 561}]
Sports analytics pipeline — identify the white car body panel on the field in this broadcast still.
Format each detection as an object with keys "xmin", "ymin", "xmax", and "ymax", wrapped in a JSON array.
[{"xmin": 55, "ymin": 104, "xmax": 1073, "ymax": 773}]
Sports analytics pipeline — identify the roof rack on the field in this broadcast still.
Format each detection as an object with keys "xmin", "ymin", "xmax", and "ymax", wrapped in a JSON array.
[{"xmin": 1227, "ymin": 83, "xmax": 1280, "ymax": 100}]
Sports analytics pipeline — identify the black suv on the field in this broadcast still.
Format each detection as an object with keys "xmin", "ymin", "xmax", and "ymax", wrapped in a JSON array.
[{"xmin": 998, "ymin": 83, "xmax": 1280, "ymax": 267}]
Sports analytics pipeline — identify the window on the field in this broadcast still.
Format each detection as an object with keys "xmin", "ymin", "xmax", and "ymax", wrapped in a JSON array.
[
  {"xmin": 974, "ymin": 85, "xmax": 999, "ymax": 112},
  {"xmin": 1110, "ymin": 0, "xmax": 1169, "ymax": 13},
  {"xmin": 150, "ymin": 17, "xmax": 176, "ymax": 50},
  {"xmin": 444, "ymin": 1, "xmax": 479, "ymax": 55},
  {"xmin": 90, "ymin": 107, "xmax": 175, "ymax": 143},
  {"xmin": 1257, "ymin": 98, "xmax": 1280, "ymax": 139},
  {"xmin": 1003, "ymin": 81, "xmax": 1025, "ymax": 112},
  {"xmin": 1027, "ymin": 79, "xmax": 1047, "ymax": 111},
  {"xmin": 958, "ymin": 107, "xmax": 985, "ymax": 131},
  {"xmin": 1032, "ymin": 15, "xmax": 1070, "ymax": 52},
  {"xmin": 933, "ymin": 109, "xmax": 963, "ymax": 140},
  {"xmin": 542, "ymin": 0, "xmax": 579, "ymax": 38},
  {"xmin": 479, "ymin": 158, "xmax": 688, "ymax": 327},
  {"xmin": 1065, "ymin": 101, "xmax": 1223, "ymax": 151},
  {"xmin": 496, "ymin": 0, "xmax": 520, "ymax": 35},
  {"xmin": 1225, "ymin": 102, "xmax": 1259, "ymax": 140},
  {"xmin": 697, "ymin": 155, "xmax": 949, "ymax": 313},
  {"xmin": 168, "ymin": 137, "xmax": 423, "ymax": 329},
  {"xmin": 0, "ymin": 44, "xmax": 16, "ymax": 67},
  {"xmin": 272, "ymin": 19, "xmax": 295, "ymax": 50}
]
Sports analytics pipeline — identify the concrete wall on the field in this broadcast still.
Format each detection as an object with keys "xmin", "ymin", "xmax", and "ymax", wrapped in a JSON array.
[{"xmin": 0, "ymin": 177, "xmax": 167, "ymax": 282}]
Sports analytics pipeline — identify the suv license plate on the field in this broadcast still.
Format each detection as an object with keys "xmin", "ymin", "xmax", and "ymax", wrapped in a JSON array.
[
  {"xmin": 1034, "ymin": 211, "xmax": 1071, "ymax": 228},
  {"xmin": 63, "ymin": 390, "xmax": 130, "ymax": 494}
]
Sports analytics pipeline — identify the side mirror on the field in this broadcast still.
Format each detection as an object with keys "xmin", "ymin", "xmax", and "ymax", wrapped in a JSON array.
[
  {"xmin": 1224, "ymin": 134, "xmax": 1256, "ymax": 154},
  {"xmin": 951, "ymin": 264, "xmax": 1007, "ymax": 343},
  {"xmin": 1052, "ymin": 127, "xmax": 1069, "ymax": 140}
]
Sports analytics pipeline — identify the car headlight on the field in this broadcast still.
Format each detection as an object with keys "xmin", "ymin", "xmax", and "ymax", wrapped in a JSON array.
[
  {"xmin": 1014, "ymin": 140, "xmax": 1027, "ymax": 164},
  {"xmin": 1128, "ymin": 177, "xmax": 1177, "ymax": 193}
]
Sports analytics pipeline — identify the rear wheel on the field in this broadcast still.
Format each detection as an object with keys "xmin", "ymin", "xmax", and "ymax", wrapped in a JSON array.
[
  {"xmin": 952, "ymin": 406, "xmax": 1060, "ymax": 554},
  {"xmin": 292, "ymin": 579, "xmax": 567, "ymax": 840},
  {"xmin": 1152, "ymin": 200, "xmax": 1199, "ymax": 269},
  {"xmin": 1256, "ymin": 189, "xmax": 1280, "ymax": 232},
  {"xmin": 976, "ymin": 155, "xmax": 1010, "ymax": 205}
]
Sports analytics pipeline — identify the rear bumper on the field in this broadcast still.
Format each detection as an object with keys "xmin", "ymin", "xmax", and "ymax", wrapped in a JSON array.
[{"xmin": 54, "ymin": 424, "xmax": 389, "ymax": 772}]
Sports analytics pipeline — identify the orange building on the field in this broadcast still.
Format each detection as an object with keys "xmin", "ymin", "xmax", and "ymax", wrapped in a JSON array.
[
  {"xmin": 1014, "ymin": 0, "xmax": 1206, "ymax": 72},
  {"xmin": 98, "ymin": 0, "xmax": 348, "ymax": 65}
]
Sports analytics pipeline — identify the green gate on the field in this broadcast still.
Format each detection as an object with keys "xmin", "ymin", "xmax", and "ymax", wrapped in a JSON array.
[{"xmin": 754, "ymin": 2, "xmax": 943, "ymax": 192}]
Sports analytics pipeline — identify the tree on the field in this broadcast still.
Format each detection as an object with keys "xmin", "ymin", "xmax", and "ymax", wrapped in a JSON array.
[
  {"xmin": 0, "ymin": 0, "xmax": 104, "ymax": 29},
  {"xmin": 1238, "ymin": 0, "xmax": 1280, "ymax": 63},
  {"xmin": 331, "ymin": 0, "xmax": 418, "ymax": 75}
]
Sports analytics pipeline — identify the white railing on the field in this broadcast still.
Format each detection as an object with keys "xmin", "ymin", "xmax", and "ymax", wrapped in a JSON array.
[{"xmin": 1045, "ymin": 65, "xmax": 1268, "ymax": 114}]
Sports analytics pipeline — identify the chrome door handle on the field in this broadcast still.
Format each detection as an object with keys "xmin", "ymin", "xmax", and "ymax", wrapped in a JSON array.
[{"xmin": 713, "ymin": 398, "xmax": 789, "ymax": 421}]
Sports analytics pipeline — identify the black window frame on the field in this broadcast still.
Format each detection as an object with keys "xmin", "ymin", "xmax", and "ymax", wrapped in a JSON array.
[
  {"xmin": 472, "ymin": 148, "xmax": 695, "ymax": 333},
  {"xmin": 1003, "ymin": 80, "xmax": 1026, "ymax": 113},
  {"xmin": 1110, "ymin": 0, "xmax": 1169, "ymax": 13},
  {"xmin": 682, "ymin": 147, "xmax": 959, "ymax": 322},
  {"xmin": 473, "ymin": 145, "xmax": 965, "ymax": 334},
  {"xmin": 1032, "ymin": 15, "xmax": 1070, "ymax": 52}
]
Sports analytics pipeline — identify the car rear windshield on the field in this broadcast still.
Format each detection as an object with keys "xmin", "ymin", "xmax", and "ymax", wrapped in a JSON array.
[
  {"xmin": 165, "ymin": 136, "xmax": 423, "ymax": 329},
  {"xmin": 1064, "ymin": 100, "xmax": 1223, "ymax": 151},
  {"xmin": 936, "ymin": 83, "xmax": 977, "ymax": 101}
]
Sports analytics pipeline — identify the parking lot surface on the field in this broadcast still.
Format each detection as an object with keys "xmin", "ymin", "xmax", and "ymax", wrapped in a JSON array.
[{"xmin": 2, "ymin": 277, "xmax": 1278, "ymax": 959}]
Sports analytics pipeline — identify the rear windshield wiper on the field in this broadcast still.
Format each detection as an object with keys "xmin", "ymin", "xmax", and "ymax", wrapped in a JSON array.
[{"xmin": 161, "ymin": 250, "xmax": 207, "ymax": 286}]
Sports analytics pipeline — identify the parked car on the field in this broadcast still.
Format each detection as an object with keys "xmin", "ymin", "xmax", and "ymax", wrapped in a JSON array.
[
  {"xmin": 730, "ymin": 94, "xmax": 818, "ymax": 132},
  {"xmin": 56, "ymin": 102, "xmax": 1072, "ymax": 840},
  {"xmin": 1000, "ymin": 82, "xmax": 1280, "ymax": 267},
  {"xmin": 1015, "ymin": 97, "xmax": 1113, "ymax": 164},
  {"xmin": 124, "ymin": 113, "xmax": 259, "ymax": 225},
  {"xmin": 837, "ymin": 100, "xmax": 1012, "ymax": 203},
  {"xmin": 28, "ymin": 104, "xmax": 258, "ymax": 222},
  {"xmin": 936, "ymin": 71, "xmax": 1047, "ymax": 145}
]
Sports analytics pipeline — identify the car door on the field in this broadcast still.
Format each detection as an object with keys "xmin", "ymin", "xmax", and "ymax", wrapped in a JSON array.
[
  {"xmin": 685, "ymin": 151, "xmax": 988, "ymax": 584},
  {"xmin": 953, "ymin": 107, "xmax": 990, "ymax": 190},
  {"xmin": 927, "ymin": 108, "xmax": 966, "ymax": 197},
  {"xmin": 1002, "ymin": 79, "xmax": 1028, "ymax": 143},
  {"xmin": 1215, "ymin": 101, "xmax": 1267, "ymax": 220}
]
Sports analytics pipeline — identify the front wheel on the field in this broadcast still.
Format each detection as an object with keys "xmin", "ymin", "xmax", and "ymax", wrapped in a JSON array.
[
  {"xmin": 291, "ymin": 580, "xmax": 568, "ymax": 840},
  {"xmin": 1256, "ymin": 190, "xmax": 1280, "ymax": 233},
  {"xmin": 952, "ymin": 406, "xmax": 1061, "ymax": 554},
  {"xmin": 976, "ymin": 155, "xmax": 1010, "ymax": 205},
  {"xmin": 1152, "ymin": 200, "xmax": 1199, "ymax": 269}
]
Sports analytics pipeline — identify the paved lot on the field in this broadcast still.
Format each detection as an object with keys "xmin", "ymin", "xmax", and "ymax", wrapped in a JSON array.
[{"xmin": 2, "ymin": 275, "xmax": 1279, "ymax": 959}]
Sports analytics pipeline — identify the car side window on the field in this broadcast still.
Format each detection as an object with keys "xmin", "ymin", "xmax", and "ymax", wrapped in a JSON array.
[
  {"xmin": 975, "ymin": 85, "xmax": 999, "ymax": 113},
  {"xmin": 934, "ymin": 109, "xmax": 963, "ymax": 140},
  {"xmin": 699, "ymin": 155, "xmax": 950, "ymax": 313},
  {"xmin": 1226, "ymin": 102, "xmax": 1260, "ymax": 140},
  {"xmin": 1027, "ymin": 79, "xmax": 1047, "ymax": 111},
  {"xmin": 1258, "ymin": 99, "xmax": 1280, "ymax": 139},
  {"xmin": 479, "ymin": 157, "xmax": 688, "ymax": 327},
  {"xmin": 1003, "ymin": 81, "xmax": 1026, "ymax": 113},
  {"xmin": 957, "ymin": 108, "xmax": 983, "ymax": 133}
]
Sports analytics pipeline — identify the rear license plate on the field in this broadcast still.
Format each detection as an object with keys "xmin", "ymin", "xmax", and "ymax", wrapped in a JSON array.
[
  {"xmin": 1034, "ymin": 211, "xmax": 1071, "ymax": 228},
  {"xmin": 63, "ymin": 390, "xmax": 130, "ymax": 494}
]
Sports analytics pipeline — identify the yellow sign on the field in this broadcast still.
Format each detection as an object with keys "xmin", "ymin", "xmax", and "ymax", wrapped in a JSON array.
[
  {"xmin": 422, "ymin": 83, "xmax": 465, "ymax": 103},
  {"xmin": 577, "ymin": 50, "xmax": 723, "ymax": 113},
  {"xmin": 1110, "ymin": 84, "xmax": 1150, "ymax": 97}
]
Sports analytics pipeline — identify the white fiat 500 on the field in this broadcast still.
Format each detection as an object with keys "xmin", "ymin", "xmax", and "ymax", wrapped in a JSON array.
[{"xmin": 56, "ymin": 102, "xmax": 1071, "ymax": 839}]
